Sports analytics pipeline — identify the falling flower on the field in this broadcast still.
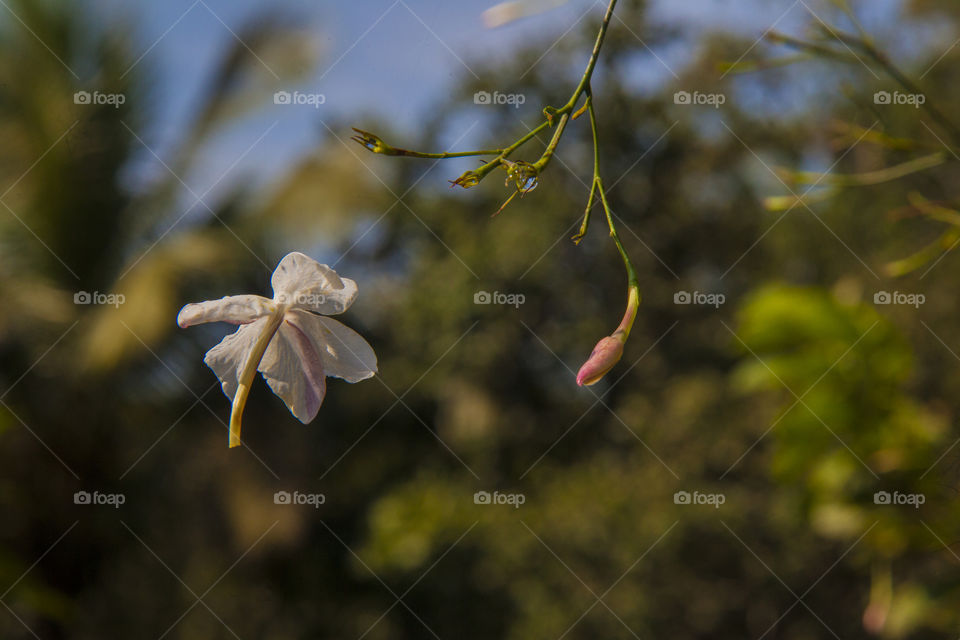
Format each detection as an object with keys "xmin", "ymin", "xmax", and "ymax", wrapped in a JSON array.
[
  {"xmin": 576, "ymin": 285, "xmax": 639, "ymax": 386},
  {"xmin": 177, "ymin": 252, "xmax": 377, "ymax": 448}
]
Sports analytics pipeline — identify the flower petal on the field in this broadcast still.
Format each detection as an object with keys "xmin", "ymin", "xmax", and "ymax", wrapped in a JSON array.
[
  {"xmin": 203, "ymin": 317, "xmax": 270, "ymax": 400},
  {"xmin": 177, "ymin": 295, "xmax": 273, "ymax": 328},
  {"xmin": 258, "ymin": 320, "xmax": 326, "ymax": 423},
  {"xmin": 285, "ymin": 310, "xmax": 377, "ymax": 382},
  {"xmin": 270, "ymin": 251, "xmax": 357, "ymax": 315}
]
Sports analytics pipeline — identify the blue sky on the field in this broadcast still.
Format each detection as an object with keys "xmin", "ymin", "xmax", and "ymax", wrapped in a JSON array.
[{"xmin": 86, "ymin": 0, "xmax": 915, "ymax": 199}]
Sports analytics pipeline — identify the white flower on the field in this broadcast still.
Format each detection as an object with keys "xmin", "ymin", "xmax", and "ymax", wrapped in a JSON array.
[{"xmin": 177, "ymin": 252, "xmax": 377, "ymax": 448}]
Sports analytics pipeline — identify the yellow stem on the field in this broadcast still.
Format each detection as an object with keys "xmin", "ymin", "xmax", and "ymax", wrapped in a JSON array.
[
  {"xmin": 613, "ymin": 286, "xmax": 640, "ymax": 340},
  {"xmin": 229, "ymin": 309, "xmax": 284, "ymax": 448}
]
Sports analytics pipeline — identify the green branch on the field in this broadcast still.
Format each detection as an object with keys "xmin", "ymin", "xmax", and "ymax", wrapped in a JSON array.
[
  {"xmin": 353, "ymin": 0, "xmax": 619, "ymax": 191},
  {"xmin": 587, "ymin": 98, "xmax": 638, "ymax": 289}
]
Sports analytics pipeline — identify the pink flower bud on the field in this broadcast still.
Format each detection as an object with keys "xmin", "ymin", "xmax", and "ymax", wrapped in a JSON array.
[
  {"xmin": 576, "ymin": 334, "xmax": 625, "ymax": 386},
  {"xmin": 575, "ymin": 285, "xmax": 639, "ymax": 387}
]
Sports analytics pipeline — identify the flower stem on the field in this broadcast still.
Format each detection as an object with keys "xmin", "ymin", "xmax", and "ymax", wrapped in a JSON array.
[
  {"xmin": 229, "ymin": 309, "xmax": 284, "ymax": 448},
  {"xmin": 351, "ymin": 128, "xmax": 503, "ymax": 158},
  {"xmin": 584, "ymin": 93, "xmax": 640, "ymax": 342},
  {"xmin": 394, "ymin": 149, "xmax": 504, "ymax": 159},
  {"xmin": 527, "ymin": 0, "xmax": 617, "ymax": 174},
  {"xmin": 586, "ymin": 98, "xmax": 638, "ymax": 291},
  {"xmin": 614, "ymin": 285, "xmax": 640, "ymax": 339},
  {"xmin": 469, "ymin": 120, "xmax": 555, "ymax": 184},
  {"xmin": 597, "ymin": 176, "xmax": 640, "ymax": 298},
  {"xmin": 532, "ymin": 113, "xmax": 569, "ymax": 173},
  {"xmin": 563, "ymin": 0, "xmax": 617, "ymax": 113},
  {"xmin": 353, "ymin": 0, "xmax": 619, "ymax": 187}
]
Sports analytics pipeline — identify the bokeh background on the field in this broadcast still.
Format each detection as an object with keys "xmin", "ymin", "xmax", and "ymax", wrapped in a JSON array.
[{"xmin": 2, "ymin": 0, "xmax": 960, "ymax": 637}]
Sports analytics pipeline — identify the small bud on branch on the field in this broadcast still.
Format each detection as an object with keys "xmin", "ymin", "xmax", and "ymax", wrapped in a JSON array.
[{"xmin": 576, "ymin": 285, "xmax": 639, "ymax": 386}]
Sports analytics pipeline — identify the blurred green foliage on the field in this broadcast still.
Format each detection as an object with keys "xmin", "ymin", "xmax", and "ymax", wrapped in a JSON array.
[{"xmin": 1, "ymin": 0, "xmax": 959, "ymax": 638}]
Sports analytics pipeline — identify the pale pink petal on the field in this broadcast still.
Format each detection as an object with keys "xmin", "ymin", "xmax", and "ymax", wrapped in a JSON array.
[
  {"xmin": 270, "ymin": 251, "xmax": 357, "ymax": 315},
  {"xmin": 202, "ymin": 317, "xmax": 271, "ymax": 400},
  {"xmin": 285, "ymin": 309, "xmax": 377, "ymax": 382},
  {"xmin": 177, "ymin": 295, "xmax": 273, "ymax": 328},
  {"xmin": 258, "ymin": 319, "xmax": 327, "ymax": 423}
]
